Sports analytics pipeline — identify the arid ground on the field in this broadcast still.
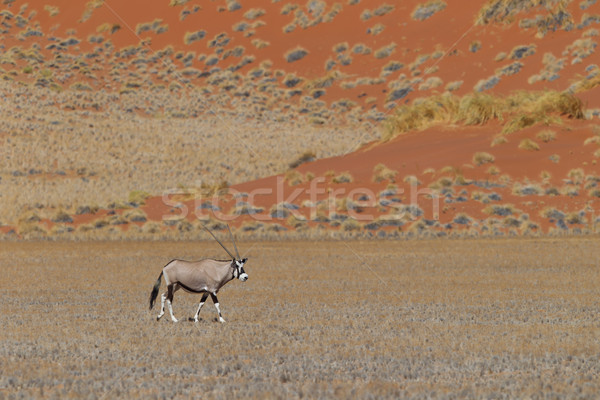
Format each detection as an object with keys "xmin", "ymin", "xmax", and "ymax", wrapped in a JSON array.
[{"xmin": 1, "ymin": 238, "xmax": 599, "ymax": 399}]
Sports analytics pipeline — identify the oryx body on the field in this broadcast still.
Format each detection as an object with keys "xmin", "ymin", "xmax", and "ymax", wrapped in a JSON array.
[{"xmin": 149, "ymin": 226, "xmax": 248, "ymax": 323}]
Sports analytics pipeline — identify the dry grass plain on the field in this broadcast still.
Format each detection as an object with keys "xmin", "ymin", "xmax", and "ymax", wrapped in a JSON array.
[{"xmin": 1, "ymin": 238, "xmax": 600, "ymax": 398}]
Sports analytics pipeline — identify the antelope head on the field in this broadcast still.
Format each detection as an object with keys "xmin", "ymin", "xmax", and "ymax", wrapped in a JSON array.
[{"xmin": 203, "ymin": 224, "xmax": 249, "ymax": 282}]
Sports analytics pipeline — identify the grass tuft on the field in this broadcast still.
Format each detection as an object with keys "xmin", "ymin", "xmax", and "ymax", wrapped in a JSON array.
[
  {"xmin": 332, "ymin": 171, "xmax": 353, "ymax": 184},
  {"xmin": 518, "ymin": 138, "xmax": 540, "ymax": 151},
  {"xmin": 384, "ymin": 90, "xmax": 585, "ymax": 141},
  {"xmin": 372, "ymin": 163, "xmax": 398, "ymax": 183},
  {"xmin": 536, "ymin": 129, "xmax": 556, "ymax": 142},
  {"xmin": 473, "ymin": 152, "xmax": 495, "ymax": 166},
  {"xmin": 289, "ymin": 150, "xmax": 316, "ymax": 169}
]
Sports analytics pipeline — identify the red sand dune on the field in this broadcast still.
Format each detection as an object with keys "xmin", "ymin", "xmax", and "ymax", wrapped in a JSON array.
[
  {"xmin": 2, "ymin": 0, "xmax": 600, "ymax": 237},
  {"xmin": 2, "ymin": 0, "xmax": 599, "ymax": 105}
]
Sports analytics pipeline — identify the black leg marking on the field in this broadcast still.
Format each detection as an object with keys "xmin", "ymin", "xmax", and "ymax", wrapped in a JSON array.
[{"xmin": 210, "ymin": 293, "xmax": 225, "ymax": 322}]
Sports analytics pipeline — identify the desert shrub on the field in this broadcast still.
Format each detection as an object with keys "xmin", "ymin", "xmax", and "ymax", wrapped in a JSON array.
[
  {"xmin": 332, "ymin": 172, "xmax": 353, "ymax": 184},
  {"xmin": 373, "ymin": 4, "xmax": 395, "ymax": 16},
  {"xmin": 379, "ymin": 184, "xmax": 398, "ymax": 198},
  {"xmin": 398, "ymin": 204, "xmax": 424, "ymax": 219},
  {"xmin": 244, "ymin": 8, "xmax": 265, "ymax": 19},
  {"xmin": 251, "ymin": 38, "xmax": 269, "ymax": 49},
  {"xmin": 128, "ymin": 190, "xmax": 151, "ymax": 206},
  {"xmin": 286, "ymin": 214, "xmax": 307, "ymax": 228},
  {"xmin": 352, "ymin": 43, "xmax": 371, "ymax": 55},
  {"xmin": 513, "ymin": 183, "xmax": 543, "ymax": 196},
  {"xmin": 338, "ymin": 197, "xmax": 365, "ymax": 213},
  {"xmin": 541, "ymin": 207, "xmax": 565, "ymax": 220},
  {"xmin": 50, "ymin": 209, "xmax": 73, "ymax": 223},
  {"xmin": 474, "ymin": 75, "xmax": 501, "ymax": 92},
  {"xmin": 18, "ymin": 210, "xmax": 41, "ymax": 225},
  {"xmin": 540, "ymin": 170, "xmax": 552, "ymax": 181},
  {"xmin": 74, "ymin": 205, "xmax": 98, "ymax": 215},
  {"xmin": 93, "ymin": 218, "xmax": 110, "ymax": 229},
  {"xmin": 50, "ymin": 224, "xmax": 74, "ymax": 235},
  {"xmin": 241, "ymin": 221, "xmax": 264, "ymax": 232},
  {"xmin": 143, "ymin": 221, "xmax": 162, "ymax": 234},
  {"xmin": 366, "ymin": 22, "xmax": 385, "ymax": 36},
  {"xmin": 289, "ymin": 151, "xmax": 316, "ymax": 169},
  {"xmin": 536, "ymin": 129, "xmax": 556, "ymax": 142},
  {"xmin": 332, "ymin": 42, "xmax": 349, "ymax": 53},
  {"xmin": 44, "ymin": 5, "xmax": 59, "ymax": 16},
  {"xmin": 473, "ymin": 151, "xmax": 495, "ymax": 166},
  {"xmin": 124, "ymin": 209, "xmax": 147, "ymax": 223},
  {"xmin": 476, "ymin": 0, "xmax": 571, "ymax": 27},
  {"xmin": 285, "ymin": 47, "xmax": 308, "ymax": 63},
  {"xmin": 284, "ymin": 170, "xmax": 304, "ymax": 186},
  {"xmin": 485, "ymin": 166, "xmax": 500, "ymax": 176},
  {"xmin": 561, "ymin": 185, "xmax": 579, "ymax": 196},
  {"xmin": 402, "ymin": 175, "xmax": 420, "ymax": 186},
  {"xmin": 109, "ymin": 215, "xmax": 128, "ymax": 226},
  {"xmin": 491, "ymin": 136, "xmax": 508, "ymax": 147},
  {"xmin": 372, "ymin": 164, "xmax": 397, "ymax": 183},
  {"xmin": 341, "ymin": 219, "xmax": 361, "ymax": 231},
  {"xmin": 567, "ymin": 168, "xmax": 584, "ymax": 184},
  {"xmin": 501, "ymin": 91, "xmax": 584, "ymax": 134},
  {"xmin": 434, "ymin": 176, "xmax": 453, "ymax": 188},
  {"xmin": 566, "ymin": 212, "xmax": 586, "ymax": 225},
  {"xmin": 270, "ymin": 202, "xmax": 298, "ymax": 219},
  {"xmin": 588, "ymin": 188, "xmax": 600, "ymax": 198},
  {"xmin": 458, "ymin": 93, "xmax": 504, "ymax": 124},
  {"xmin": 484, "ymin": 204, "xmax": 518, "ymax": 216},
  {"xmin": 518, "ymin": 138, "xmax": 540, "ymax": 151},
  {"xmin": 373, "ymin": 43, "xmax": 396, "ymax": 59},
  {"xmin": 469, "ymin": 40, "xmax": 482, "ymax": 53},
  {"xmin": 453, "ymin": 213, "xmax": 472, "ymax": 225},
  {"xmin": 71, "ymin": 82, "xmax": 93, "ymax": 91},
  {"xmin": 232, "ymin": 202, "xmax": 264, "ymax": 216},
  {"xmin": 412, "ymin": 0, "xmax": 447, "ymax": 21},
  {"xmin": 503, "ymin": 216, "xmax": 521, "ymax": 228},
  {"xmin": 18, "ymin": 222, "xmax": 47, "ymax": 238},
  {"xmin": 444, "ymin": 80, "xmax": 463, "ymax": 92},
  {"xmin": 509, "ymin": 44, "xmax": 536, "ymax": 60},
  {"xmin": 383, "ymin": 95, "xmax": 458, "ymax": 138}
]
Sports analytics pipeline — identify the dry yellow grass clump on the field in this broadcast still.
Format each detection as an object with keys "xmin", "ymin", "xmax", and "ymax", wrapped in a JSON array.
[
  {"xmin": 1, "ymin": 239, "xmax": 599, "ymax": 398},
  {"xmin": 472, "ymin": 151, "xmax": 495, "ymax": 166},
  {"xmin": 373, "ymin": 163, "xmax": 398, "ymax": 183},
  {"xmin": 536, "ymin": 129, "xmax": 557, "ymax": 142},
  {"xmin": 383, "ymin": 90, "xmax": 585, "ymax": 141},
  {"xmin": 519, "ymin": 138, "xmax": 540, "ymax": 151}
]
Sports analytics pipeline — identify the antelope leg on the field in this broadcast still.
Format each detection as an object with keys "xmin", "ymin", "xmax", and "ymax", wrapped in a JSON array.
[
  {"xmin": 156, "ymin": 292, "xmax": 167, "ymax": 320},
  {"xmin": 210, "ymin": 293, "xmax": 226, "ymax": 323},
  {"xmin": 193, "ymin": 293, "xmax": 209, "ymax": 323},
  {"xmin": 167, "ymin": 284, "xmax": 178, "ymax": 323}
]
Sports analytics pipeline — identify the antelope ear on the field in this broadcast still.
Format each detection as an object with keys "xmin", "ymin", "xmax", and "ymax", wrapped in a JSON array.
[{"xmin": 242, "ymin": 258, "xmax": 248, "ymax": 263}]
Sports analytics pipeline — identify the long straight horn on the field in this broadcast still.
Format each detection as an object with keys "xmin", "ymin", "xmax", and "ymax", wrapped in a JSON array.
[
  {"xmin": 227, "ymin": 224, "xmax": 240, "ymax": 260},
  {"xmin": 202, "ymin": 225, "xmax": 235, "ymax": 260}
]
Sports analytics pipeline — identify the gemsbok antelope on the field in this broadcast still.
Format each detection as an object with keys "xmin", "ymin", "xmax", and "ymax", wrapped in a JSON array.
[{"xmin": 149, "ymin": 225, "xmax": 248, "ymax": 323}]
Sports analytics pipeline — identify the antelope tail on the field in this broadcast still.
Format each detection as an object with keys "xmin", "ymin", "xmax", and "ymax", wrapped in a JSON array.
[{"xmin": 149, "ymin": 271, "xmax": 163, "ymax": 310}]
